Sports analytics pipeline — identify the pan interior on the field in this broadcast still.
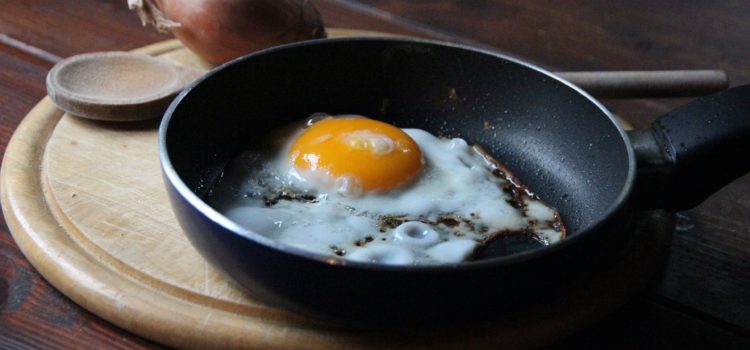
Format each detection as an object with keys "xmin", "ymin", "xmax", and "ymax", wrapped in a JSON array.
[{"xmin": 165, "ymin": 38, "xmax": 631, "ymax": 238}]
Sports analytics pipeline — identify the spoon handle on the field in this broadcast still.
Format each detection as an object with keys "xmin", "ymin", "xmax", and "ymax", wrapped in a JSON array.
[{"xmin": 557, "ymin": 70, "xmax": 729, "ymax": 98}]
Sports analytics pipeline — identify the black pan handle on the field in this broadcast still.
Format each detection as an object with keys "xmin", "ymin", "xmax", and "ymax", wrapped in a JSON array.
[{"xmin": 628, "ymin": 84, "xmax": 750, "ymax": 211}]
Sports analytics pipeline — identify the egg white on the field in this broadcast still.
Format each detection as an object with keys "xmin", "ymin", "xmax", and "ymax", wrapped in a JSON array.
[{"xmin": 209, "ymin": 122, "xmax": 564, "ymax": 265}]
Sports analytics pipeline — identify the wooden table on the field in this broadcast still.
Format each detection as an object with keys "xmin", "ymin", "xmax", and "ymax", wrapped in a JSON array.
[{"xmin": 1, "ymin": 1, "xmax": 748, "ymax": 348}]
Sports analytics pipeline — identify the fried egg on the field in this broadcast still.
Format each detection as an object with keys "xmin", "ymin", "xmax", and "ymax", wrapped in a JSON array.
[{"xmin": 207, "ymin": 114, "xmax": 565, "ymax": 265}]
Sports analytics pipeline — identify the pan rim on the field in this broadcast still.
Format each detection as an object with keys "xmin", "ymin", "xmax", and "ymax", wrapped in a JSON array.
[{"xmin": 159, "ymin": 36, "xmax": 637, "ymax": 272}]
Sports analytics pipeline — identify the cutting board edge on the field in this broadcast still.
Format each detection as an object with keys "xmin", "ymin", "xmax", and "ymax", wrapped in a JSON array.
[
  {"xmin": 0, "ymin": 46, "xmax": 346, "ymax": 350},
  {"xmin": 0, "ymin": 30, "xmax": 674, "ymax": 350}
]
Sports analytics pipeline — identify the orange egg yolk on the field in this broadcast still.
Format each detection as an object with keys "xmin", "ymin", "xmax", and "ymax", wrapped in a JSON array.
[{"xmin": 288, "ymin": 117, "xmax": 423, "ymax": 193}]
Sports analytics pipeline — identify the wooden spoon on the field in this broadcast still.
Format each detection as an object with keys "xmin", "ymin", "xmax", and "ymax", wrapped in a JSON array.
[
  {"xmin": 46, "ymin": 51, "xmax": 729, "ymax": 122},
  {"xmin": 46, "ymin": 52, "xmax": 205, "ymax": 121},
  {"xmin": 558, "ymin": 70, "xmax": 729, "ymax": 98}
]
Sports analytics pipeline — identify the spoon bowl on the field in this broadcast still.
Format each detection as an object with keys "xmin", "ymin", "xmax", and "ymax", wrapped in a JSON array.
[{"xmin": 46, "ymin": 52, "xmax": 204, "ymax": 121}]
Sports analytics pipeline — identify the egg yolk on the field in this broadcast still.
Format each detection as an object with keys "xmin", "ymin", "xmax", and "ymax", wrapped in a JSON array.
[{"xmin": 288, "ymin": 117, "xmax": 423, "ymax": 194}]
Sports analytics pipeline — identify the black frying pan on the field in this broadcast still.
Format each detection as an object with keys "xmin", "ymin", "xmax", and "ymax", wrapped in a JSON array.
[{"xmin": 159, "ymin": 37, "xmax": 750, "ymax": 325}]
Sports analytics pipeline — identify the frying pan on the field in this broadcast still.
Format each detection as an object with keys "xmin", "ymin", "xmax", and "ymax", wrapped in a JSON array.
[{"xmin": 159, "ymin": 37, "xmax": 750, "ymax": 325}]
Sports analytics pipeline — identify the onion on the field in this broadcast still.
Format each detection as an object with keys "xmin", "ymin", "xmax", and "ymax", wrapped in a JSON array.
[{"xmin": 128, "ymin": 0, "xmax": 327, "ymax": 64}]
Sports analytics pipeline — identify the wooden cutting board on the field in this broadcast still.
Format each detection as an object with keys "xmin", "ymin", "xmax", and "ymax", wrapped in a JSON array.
[{"xmin": 1, "ymin": 30, "xmax": 674, "ymax": 349}]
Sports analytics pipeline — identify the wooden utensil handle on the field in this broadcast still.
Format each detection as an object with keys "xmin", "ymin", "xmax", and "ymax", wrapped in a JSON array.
[{"xmin": 557, "ymin": 70, "xmax": 729, "ymax": 98}]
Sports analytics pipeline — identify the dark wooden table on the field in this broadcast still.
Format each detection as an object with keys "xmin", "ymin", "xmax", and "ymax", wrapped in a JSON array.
[{"xmin": 1, "ymin": 1, "xmax": 749, "ymax": 348}]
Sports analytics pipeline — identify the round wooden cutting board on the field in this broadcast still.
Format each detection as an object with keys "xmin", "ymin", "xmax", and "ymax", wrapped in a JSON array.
[{"xmin": 1, "ymin": 30, "xmax": 675, "ymax": 349}]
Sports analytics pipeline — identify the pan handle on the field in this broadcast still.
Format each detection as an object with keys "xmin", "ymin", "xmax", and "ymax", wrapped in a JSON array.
[{"xmin": 627, "ymin": 84, "xmax": 750, "ymax": 211}]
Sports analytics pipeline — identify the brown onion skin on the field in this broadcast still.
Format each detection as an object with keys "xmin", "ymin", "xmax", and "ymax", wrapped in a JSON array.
[{"xmin": 156, "ymin": 0, "xmax": 326, "ymax": 64}]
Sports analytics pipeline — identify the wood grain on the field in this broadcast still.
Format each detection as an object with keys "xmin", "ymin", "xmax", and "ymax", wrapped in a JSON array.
[
  {"xmin": 0, "ymin": 43, "xmax": 161, "ymax": 348},
  {"xmin": 0, "ymin": 35, "xmax": 677, "ymax": 350},
  {"xmin": 0, "ymin": 0, "xmax": 432, "ymax": 61},
  {"xmin": 1, "ymin": 0, "xmax": 749, "ymax": 348},
  {"xmin": 0, "ymin": 243, "xmax": 162, "ymax": 350},
  {"xmin": 0, "ymin": 43, "xmax": 51, "ymax": 156},
  {"xmin": 551, "ymin": 297, "xmax": 750, "ymax": 349},
  {"xmin": 345, "ymin": 0, "xmax": 750, "ymax": 330},
  {"xmin": 658, "ymin": 212, "xmax": 750, "ymax": 328},
  {"xmin": 350, "ymin": 0, "xmax": 750, "ymax": 82},
  {"xmin": 0, "ymin": 1, "xmax": 451, "ymax": 348},
  {"xmin": 0, "ymin": 0, "xmax": 169, "ymax": 59},
  {"xmin": 344, "ymin": 0, "xmax": 750, "ymax": 127}
]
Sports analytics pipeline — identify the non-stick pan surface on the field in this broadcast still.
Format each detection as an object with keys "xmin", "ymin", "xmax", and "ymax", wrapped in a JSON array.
[{"xmin": 159, "ymin": 37, "xmax": 750, "ymax": 324}]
